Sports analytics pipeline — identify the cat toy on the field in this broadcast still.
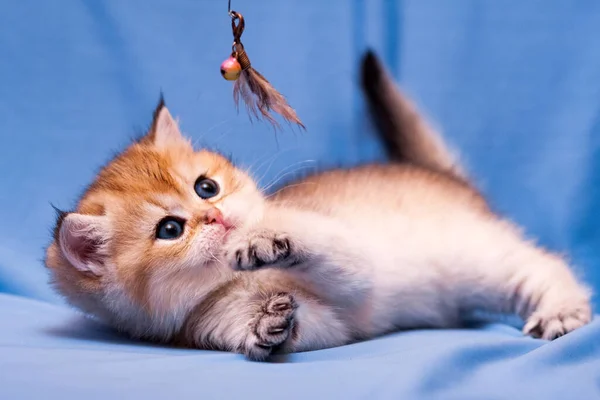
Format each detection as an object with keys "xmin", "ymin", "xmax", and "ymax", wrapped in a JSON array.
[{"xmin": 220, "ymin": 0, "xmax": 305, "ymax": 129}]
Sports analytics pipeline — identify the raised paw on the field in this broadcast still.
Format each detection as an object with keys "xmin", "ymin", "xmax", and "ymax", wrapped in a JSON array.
[
  {"xmin": 523, "ymin": 304, "xmax": 592, "ymax": 340},
  {"xmin": 225, "ymin": 229, "xmax": 296, "ymax": 271},
  {"xmin": 244, "ymin": 293, "xmax": 297, "ymax": 361}
]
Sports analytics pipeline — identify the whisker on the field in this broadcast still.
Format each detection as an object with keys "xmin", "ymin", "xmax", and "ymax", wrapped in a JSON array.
[
  {"xmin": 261, "ymin": 160, "xmax": 318, "ymax": 194},
  {"xmin": 243, "ymin": 153, "xmax": 281, "ymax": 184},
  {"xmin": 248, "ymin": 147, "xmax": 302, "ymax": 186},
  {"xmin": 265, "ymin": 181, "xmax": 318, "ymax": 200},
  {"xmin": 207, "ymin": 249, "xmax": 226, "ymax": 269},
  {"xmin": 261, "ymin": 160, "xmax": 316, "ymax": 191},
  {"xmin": 207, "ymin": 127, "xmax": 235, "ymax": 146},
  {"xmin": 192, "ymin": 119, "xmax": 231, "ymax": 147}
]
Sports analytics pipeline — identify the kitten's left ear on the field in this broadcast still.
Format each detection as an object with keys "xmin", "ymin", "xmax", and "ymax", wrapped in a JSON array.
[
  {"xmin": 143, "ymin": 96, "xmax": 187, "ymax": 149},
  {"xmin": 57, "ymin": 213, "xmax": 110, "ymax": 277}
]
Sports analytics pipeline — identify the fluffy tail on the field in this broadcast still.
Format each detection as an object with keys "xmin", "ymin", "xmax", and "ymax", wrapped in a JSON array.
[{"xmin": 360, "ymin": 50, "xmax": 466, "ymax": 180}]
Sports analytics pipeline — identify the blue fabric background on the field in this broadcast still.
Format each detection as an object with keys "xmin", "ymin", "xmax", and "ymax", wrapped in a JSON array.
[{"xmin": 1, "ymin": 1, "xmax": 599, "ymax": 398}]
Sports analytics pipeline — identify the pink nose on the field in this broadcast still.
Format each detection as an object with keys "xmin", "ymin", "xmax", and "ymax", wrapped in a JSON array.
[{"xmin": 203, "ymin": 208, "xmax": 226, "ymax": 226}]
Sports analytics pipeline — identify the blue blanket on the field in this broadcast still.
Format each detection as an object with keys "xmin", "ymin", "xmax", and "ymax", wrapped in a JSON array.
[
  {"xmin": 2, "ymin": 293, "xmax": 600, "ymax": 399},
  {"xmin": 1, "ymin": 1, "xmax": 599, "ymax": 398}
]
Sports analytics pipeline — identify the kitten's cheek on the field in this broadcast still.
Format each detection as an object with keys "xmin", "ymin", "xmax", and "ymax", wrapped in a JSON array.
[{"xmin": 220, "ymin": 196, "xmax": 265, "ymax": 229}]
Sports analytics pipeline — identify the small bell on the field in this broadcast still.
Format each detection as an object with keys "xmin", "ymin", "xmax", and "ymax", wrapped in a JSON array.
[{"xmin": 220, "ymin": 56, "xmax": 242, "ymax": 81}]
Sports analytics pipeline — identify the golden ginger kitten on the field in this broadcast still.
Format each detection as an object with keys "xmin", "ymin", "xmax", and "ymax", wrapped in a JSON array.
[{"xmin": 45, "ymin": 52, "xmax": 592, "ymax": 360}]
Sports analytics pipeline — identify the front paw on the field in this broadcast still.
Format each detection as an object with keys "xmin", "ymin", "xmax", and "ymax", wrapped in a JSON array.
[
  {"xmin": 244, "ymin": 293, "xmax": 297, "ymax": 361},
  {"xmin": 225, "ymin": 229, "xmax": 295, "ymax": 271}
]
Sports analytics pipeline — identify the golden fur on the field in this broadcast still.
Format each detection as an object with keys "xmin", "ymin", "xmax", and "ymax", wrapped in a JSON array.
[{"xmin": 45, "ymin": 54, "xmax": 592, "ymax": 360}]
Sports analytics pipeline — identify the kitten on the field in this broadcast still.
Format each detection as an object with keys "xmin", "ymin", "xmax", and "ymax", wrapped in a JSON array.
[{"xmin": 45, "ymin": 52, "xmax": 592, "ymax": 361}]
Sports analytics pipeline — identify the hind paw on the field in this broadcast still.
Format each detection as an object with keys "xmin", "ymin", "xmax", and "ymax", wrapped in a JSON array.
[
  {"xmin": 523, "ymin": 303, "xmax": 591, "ymax": 340},
  {"xmin": 243, "ymin": 293, "xmax": 297, "ymax": 361}
]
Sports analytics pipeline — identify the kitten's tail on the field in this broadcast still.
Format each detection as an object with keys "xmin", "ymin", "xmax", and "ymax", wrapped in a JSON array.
[{"xmin": 360, "ymin": 50, "xmax": 467, "ymax": 181}]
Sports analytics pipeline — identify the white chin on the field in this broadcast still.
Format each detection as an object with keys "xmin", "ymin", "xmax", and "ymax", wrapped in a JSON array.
[{"xmin": 198, "ymin": 228, "xmax": 228, "ymax": 259}]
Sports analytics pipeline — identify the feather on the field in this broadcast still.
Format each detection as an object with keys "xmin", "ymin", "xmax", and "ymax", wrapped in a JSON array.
[{"xmin": 233, "ymin": 65, "xmax": 305, "ymax": 129}]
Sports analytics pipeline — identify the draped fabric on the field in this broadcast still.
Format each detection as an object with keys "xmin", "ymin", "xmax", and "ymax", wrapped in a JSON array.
[{"xmin": 1, "ymin": 1, "xmax": 598, "ymax": 398}]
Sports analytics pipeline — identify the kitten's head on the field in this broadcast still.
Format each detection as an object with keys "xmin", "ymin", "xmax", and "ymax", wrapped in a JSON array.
[{"xmin": 45, "ymin": 100, "xmax": 264, "ymax": 337}]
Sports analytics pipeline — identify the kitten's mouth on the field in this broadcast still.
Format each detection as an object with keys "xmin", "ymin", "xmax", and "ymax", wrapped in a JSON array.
[
  {"xmin": 205, "ymin": 223, "xmax": 235, "ymax": 242},
  {"xmin": 216, "ymin": 216, "xmax": 234, "ymax": 230},
  {"xmin": 218, "ymin": 215, "xmax": 240, "ymax": 235}
]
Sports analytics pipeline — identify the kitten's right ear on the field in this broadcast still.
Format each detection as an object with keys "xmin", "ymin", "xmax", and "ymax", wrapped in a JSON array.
[
  {"xmin": 142, "ymin": 95, "xmax": 187, "ymax": 149},
  {"xmin": 57, "ymin": 213, "xmax": 110, "ymax": 277}
]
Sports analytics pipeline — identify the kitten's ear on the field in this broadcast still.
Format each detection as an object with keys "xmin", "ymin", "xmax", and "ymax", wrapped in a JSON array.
[
  {"xmin": 143, "ymin": 96, "xmax": 186, "ymax": 149},
  {"xmin": 58, "ymin": 213, "xmax": 110, "ymax": 277}
]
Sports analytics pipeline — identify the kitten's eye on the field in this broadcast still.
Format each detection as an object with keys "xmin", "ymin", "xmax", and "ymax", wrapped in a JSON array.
[
  {"xmin": 194, "ymin": 176, "xmax": 220, "ymax": 199},
  {"xmin": 155, "ymin": 217, "xmax": 185, "ymax": 240}
]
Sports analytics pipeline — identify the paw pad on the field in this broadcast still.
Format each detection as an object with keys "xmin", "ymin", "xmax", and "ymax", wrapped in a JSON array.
[{"xmin": 244, "ymin": 293, "xmax": 297, "ymax": 361}]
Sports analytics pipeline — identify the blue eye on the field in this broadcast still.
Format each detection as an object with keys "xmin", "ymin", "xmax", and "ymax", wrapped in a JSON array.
[
  {"xmin": 156, "ymin": 217, "xmax": 184, "ymax": 240},
  {"xmin": 194, "ymin": 176, "xmax": 220, "ymax": 199}
]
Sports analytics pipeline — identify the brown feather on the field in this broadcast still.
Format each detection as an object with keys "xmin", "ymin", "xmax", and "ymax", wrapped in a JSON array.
[{"xmin": 233, "ymin": 67, "xmax": 305, "ymax": 129}]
